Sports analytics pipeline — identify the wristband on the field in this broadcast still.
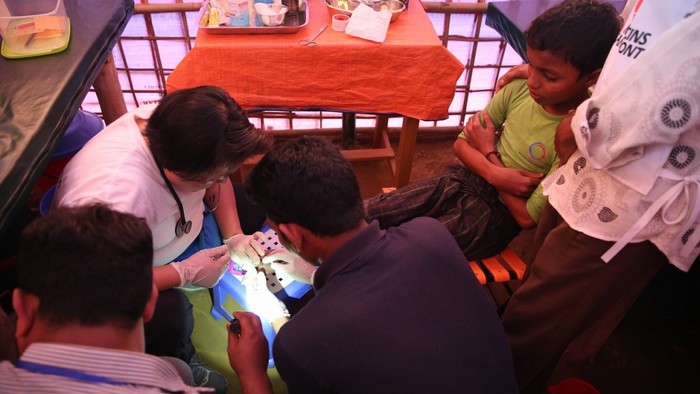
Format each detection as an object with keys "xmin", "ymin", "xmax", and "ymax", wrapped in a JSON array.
[{"xmin": 485, "ymin": 150, "xmax": 501, "ymax": 161}]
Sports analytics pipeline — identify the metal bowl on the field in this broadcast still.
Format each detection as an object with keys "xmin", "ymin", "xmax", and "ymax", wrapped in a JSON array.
[
  {"xmin": 371, "ymin": 0, "xmax": 405, "ymax": 22},
  {"xmin": 324, "ymin": 0, "xmax": 406, "ymax": 23},
  {"xmin": 324, "ymin": 0, "xmax": 362, "ymax": 17}
]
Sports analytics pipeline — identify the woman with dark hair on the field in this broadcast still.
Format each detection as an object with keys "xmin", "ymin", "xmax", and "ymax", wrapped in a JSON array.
[{"xmin": 54, "ymin": 86, "xmax": 271, "ymax": 392}]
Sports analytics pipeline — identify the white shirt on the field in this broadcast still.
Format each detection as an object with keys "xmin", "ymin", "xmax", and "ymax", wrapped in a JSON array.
[
  {"xmin": 55, "ymin": 105, "xmax": 205, "ymax": 265},
  {"xmin": 0, "ymin": 343, "xmax": 208, "ymax": 393},
  {"xmin": 543, "ymin": 0, "xmax": 700, "ymax": 271}
]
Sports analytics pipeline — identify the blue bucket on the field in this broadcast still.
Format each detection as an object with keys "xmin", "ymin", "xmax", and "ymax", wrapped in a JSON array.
[
  {"xmin": 37, "ymin": 110, "xmax": 104, "ymax": 196},
  {"xmin": 39, "ymin": 184, "xmax": 56, "ymax": 217},
  {"xmin": 53, "ymin": 110, "xmax": 105, "ymax": 158}
]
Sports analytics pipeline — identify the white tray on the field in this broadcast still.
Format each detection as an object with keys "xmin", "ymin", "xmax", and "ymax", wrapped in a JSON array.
[{"xmin": 198, "ymin": 0, "xmax": 309, "ymax": 35}]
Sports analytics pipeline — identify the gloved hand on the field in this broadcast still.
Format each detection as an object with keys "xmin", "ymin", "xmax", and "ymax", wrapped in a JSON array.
[
  {"xmin": 171, "ymin": 245, "xmax": 230, "ymax": 288},
  {"xmin": 262, "ymin": 249, "xmax": 318, "ymax": 284},
  {"xmin": 225, "ymin": 232, "xmax": 266, "ymax": 269},
  {"xmin": 243, "ymin": 271, "xmax": 290, "ymax": 323}
]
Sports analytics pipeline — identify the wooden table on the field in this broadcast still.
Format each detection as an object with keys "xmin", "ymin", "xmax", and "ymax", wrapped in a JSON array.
[
  {"xmin": 166, "ymin": 0, "xmax": 463, "ymax": 187},
  {"xmin": 0, "ymin": 0, "xmax": 134, "ymax": 237}
]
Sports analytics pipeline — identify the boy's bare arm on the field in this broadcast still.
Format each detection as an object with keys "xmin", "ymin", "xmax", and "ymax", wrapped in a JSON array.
[
  {"xmin": 498, "ymin": 190, "xmax": 537, "ymax": 229},
  {"xmin": 483, "ymin": 149, "xmax": 538, "ymax": 229},
  {"xmin": 454, "ymin": 112, "xmax": 539, "ymax": 228},
  {"xmin": 455, "ymin": 112, "xmax": 543, "ymax": 197},
  {"xmin": 454, "ymin": 138, "xmax": 536, "ymax": 228}
]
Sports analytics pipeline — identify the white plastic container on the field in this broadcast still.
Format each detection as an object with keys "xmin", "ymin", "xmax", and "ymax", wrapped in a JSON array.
[
  {"xmin": 0, "ymin": 0, "xmax": 70, "ymax": 59},
  {"xmin": 226, "ymin": 0, "xmax": 252, "ymax": 27}
]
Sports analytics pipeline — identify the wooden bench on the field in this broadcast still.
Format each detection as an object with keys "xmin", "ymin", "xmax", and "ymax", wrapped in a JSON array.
[{"xmin": 468, "ymin": 246, "xmax": 527, "ymax": 309}]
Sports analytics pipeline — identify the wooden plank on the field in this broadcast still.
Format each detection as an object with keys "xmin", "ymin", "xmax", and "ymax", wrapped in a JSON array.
[
  {"xmin": 374, "ymin": 115, "xmax": 389, "ymax": 148},
  {"xmin": 469, "ymin": 260, "xmax": 487, "ymax": 285},
  {"xmin": 379, "ymin": 127, "xmax": 397, "ymax": 176},
  {"xmin": 498, "ymin": 246, "xmax": 527, "ymax": 280},
  {"xmin": 479, "ymin": 255, "xmax": 511, "ymax": 283},
  {"xmin": 341, "ymin": 147, "xmax": 395, "ymax": 161},
  {"xmin": 242, "ymin": 148, "xmax": 395, "ymax": 165}
]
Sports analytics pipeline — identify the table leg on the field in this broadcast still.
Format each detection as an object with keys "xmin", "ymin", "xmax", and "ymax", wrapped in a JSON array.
[
  {"xmin": 342, "ymin": 112, "xmax": 356, "ymax": 149},
  {"xmin": 395, "ymin": 116, "xmax": 419, "ymax": 187},
  {"xmin": 93, "ymin": 53, "xmax": 127, "ymax": 125},
  {"xmin": 374, "ymin": 115, "xmax": 389, "ymax": 148}
]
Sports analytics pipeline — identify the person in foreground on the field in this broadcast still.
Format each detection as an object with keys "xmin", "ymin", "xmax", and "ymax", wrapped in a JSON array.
[
  {"xmin": 54, "ymin": 85, "xmax": 271, "ymax": 391},
  {"xmin": 500, "ymin": 1, "xmax": 700, "ymax": 392},
  {"xmin": 0, "ymin": 204, "xmax": 208, "ymax": 393},
  {"xmin": 231, "ymin": 136, "xmax": 517, "ymax": 393},
  {"xmin": 365, "ymin": 0, "xmax": 621, "ymax": 260}
]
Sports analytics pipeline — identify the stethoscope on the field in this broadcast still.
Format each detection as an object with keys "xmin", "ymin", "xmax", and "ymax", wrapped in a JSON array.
[{"xmin": 157, "ymin": 163, "xmax": 192, "ymax": 238}]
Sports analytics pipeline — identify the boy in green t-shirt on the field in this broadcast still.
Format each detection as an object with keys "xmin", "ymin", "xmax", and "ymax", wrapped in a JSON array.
[{"xmin": 366, "ymin": 0, "xmax": 621, "ymax": 259}]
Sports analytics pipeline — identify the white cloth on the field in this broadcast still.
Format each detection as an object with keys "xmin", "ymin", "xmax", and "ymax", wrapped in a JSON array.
[
  {"xmin": 543, "ymin": 1, "xmax": 700, "ymax": 271},
  {"xmin": 595, "ymin": 0, "xmax": 692, "ymax": 94},
  {"xmin": 55, "ymin": 105, "xmax": 205, "ymax": 266},
  {"xmin": 0, "ymin": 343, "xmax": 207, "ymax": 393}
]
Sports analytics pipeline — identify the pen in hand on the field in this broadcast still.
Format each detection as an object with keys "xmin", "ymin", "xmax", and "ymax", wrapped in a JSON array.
[{"xmin": 229, "ymin": 316, "xmax": 241, "ymax": 335}]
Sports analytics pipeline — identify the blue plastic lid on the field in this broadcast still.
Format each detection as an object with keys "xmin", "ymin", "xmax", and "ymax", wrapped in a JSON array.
[
  {"xmin": 53, "ymin": 110, "xmax": 104, "ymax": 158},
  {"xmin": 39, "ymin": 184, "xmax": 56, "ymax": 217}
]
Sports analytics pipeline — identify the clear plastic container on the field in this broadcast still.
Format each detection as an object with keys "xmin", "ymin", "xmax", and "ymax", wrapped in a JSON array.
[{"xmin": 0, "ymin": 0, "xmax": 70, "ymax": 59}]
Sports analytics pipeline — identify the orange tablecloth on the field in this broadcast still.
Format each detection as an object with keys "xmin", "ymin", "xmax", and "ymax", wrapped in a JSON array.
[{"xmin": 166, "ymin": 0, "xmax": 464, "ymax": 121}]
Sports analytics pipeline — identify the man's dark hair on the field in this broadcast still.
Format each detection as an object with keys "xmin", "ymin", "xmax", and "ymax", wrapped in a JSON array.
[
  {"xmin": 525, "ymin": 0, "xmax": 621, "ymax": 76},
  {"xmin": 17, "ymin": 204, "xmax": 153, "ymax": 329},
  {"xmin": 245, "ymin": 136, "xmax": 366, "ymax": 236},
  {"xmin": 145, "ymin": 85, "xmax": 271, "ymax": 178}
]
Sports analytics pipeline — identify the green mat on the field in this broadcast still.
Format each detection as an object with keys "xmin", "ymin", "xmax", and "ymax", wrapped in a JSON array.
[{"xmin": 185, "ymin": 289, "xmax": 288, "ymax": 394}]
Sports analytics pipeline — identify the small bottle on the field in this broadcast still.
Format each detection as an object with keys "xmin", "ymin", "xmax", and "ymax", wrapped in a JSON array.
[
  {"xmin": 207, "ymin": 7, "xmax": 220, "ymax": 26},
  {"xmin": 226, "ymin": 0, "xmax": 251, "ymax": 27}
]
